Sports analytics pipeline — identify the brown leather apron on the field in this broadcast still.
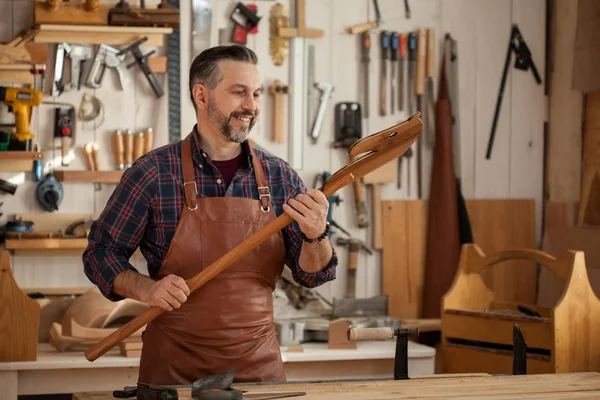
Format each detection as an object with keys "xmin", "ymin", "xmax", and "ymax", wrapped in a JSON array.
[{"xmin": 137, "ymin": 133, "xmax": 287, "ymax": 385}]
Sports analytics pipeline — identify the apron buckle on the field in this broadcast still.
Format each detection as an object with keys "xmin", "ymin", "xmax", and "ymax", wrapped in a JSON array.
[{"xmin": 258, "ymin": 186, "xmax": 271, "ymax": 213}]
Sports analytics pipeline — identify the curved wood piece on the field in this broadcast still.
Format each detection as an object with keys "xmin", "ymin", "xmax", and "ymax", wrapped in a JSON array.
[
  {"xmin": 61, "ymin": 287, "xmax": 117, "ymax": 336},
  {"xmin": 101, "ymin": 298, "xmax": 148, "ymax": 328},
  {"xmin": 0, "ymin": 251, "xmax": 41, "ymax": 361},
  {"xmin": 85, "ymin": 115, "xmax": 423, "ymax": 361},
  {"xmin": 467, "ymin": 247, "xmax": 572, "ymax": 282},
  {"xmin": 70, "ymin": 318, "xmax": 144, "ymax": 340},
  {"xmin": 553, "ymin": 251, "xmax": 600, "ymax": 373}
]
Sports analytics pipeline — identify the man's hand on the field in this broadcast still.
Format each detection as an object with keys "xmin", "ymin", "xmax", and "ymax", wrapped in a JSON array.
[
  {"xmin": 142, "ymin": 274, "xmax": 190, "ymax": 312},
  {"xmin": 283, "ymin": 189, "xmax": 329, "ymax": 239}
]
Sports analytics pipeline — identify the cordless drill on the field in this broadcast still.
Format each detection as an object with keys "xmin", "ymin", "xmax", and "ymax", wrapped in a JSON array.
[{"xmin": 0, "ymin": 86, "xmax": 43, "ymax": 151}]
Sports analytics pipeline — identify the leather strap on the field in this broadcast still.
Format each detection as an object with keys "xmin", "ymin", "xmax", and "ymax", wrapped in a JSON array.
[
  {"xmin": 181, "ymin": 134, "xmax": 198, "ymax": 210},
  {"xmin": 250, "ymin": 148, "xmax": 272, "ymax": 211}
]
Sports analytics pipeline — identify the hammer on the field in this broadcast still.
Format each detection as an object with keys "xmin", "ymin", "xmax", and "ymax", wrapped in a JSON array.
[{"xmin": 336, "ymin": 237, "xmax": 372, "ymax": 299}]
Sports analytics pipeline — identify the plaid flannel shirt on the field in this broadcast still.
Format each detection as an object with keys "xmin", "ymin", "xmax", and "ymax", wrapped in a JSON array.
[{"xmin": 83, "ymin": 128, "xmax": 337, "ymax": 301}]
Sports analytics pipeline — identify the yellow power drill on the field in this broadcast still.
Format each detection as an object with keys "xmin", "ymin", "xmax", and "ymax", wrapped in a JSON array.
[{"xmin": 0, "ymin": 86, "xmax": 43, "ymax": 150}]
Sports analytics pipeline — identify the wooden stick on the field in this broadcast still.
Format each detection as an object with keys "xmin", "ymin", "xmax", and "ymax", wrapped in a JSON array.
[{"xmin": 85, "ymin": 114, "xmax": 423, "ymax": 362}]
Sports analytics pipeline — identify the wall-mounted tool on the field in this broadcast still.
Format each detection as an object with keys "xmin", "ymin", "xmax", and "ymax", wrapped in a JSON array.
[
  {"xmin": 398, "ymin": 33, "xmax": 407, "ymax": 111},
  {"xmin": 486, "ymin": 23, "xmax": 541, "ymax": 159},
  {"xmin": 268, "ymin": 79, "xmax": 289, "ymax": 144},
  {"xmin": 119, "ymin": 37, "xmax": 164, "ymax": 98},
  {"xmin": 83, "ymin": 142, "xmax": 102, "ymax": 191},
  {"xmin": 37, "ymin": 173, "xmax": 63, "ymax": 212},
  {"xmin": 86, "ymin": 44, "xmax": 128, "ymax": 90},
  {"xmin": 53, "ymin": 106, "xmax": 75, "ymax": 166},
  {"xmin": 0, "ymin": 86, "xmax": 43, "ymax": 151},
  {"xmin": 415, "ymin": 28, "xmax": 426, "ymax": 199},
  {"xmin": 0, "ymin": 178, "xmax": 17, "ymax": 195},
  {"xmin": 424, "ymin": 28, "xmax": 436, "ymax": 148},
  {"xmin": 52, "ymin": 43, "xmax": 94, "ymax": 95},
  {"xmin": 309, "ymin": 82, "xmax": 333, "ymax": 144},
  {"xmin": 332, "ymin": 102, "xmax": 368, "ymax": 229},
  {"xmin": 230, "ymin": 2, "xmax": 261, "ymax": 45},
  {"xmin": 336, "ymin": 237, "xmax": 372, "ymax": 299},
  {"xmin": 347, "ymin": 0, "xmax": 381, "ymax": 34},
  {"xmin": 407, "ymin": 32, "xmax": 417, "ymax": 114},
  {"xmin": 124, "ymin": 129, "xmax": 134, "ymax": 168},
  {"xmin": 390, "ymin": 32, "xmax": 398, "ymax": 114},
  {"xmin": 143, "ymin": 127, "xmax": 153, "ymax": 154},
  {"xmin": 108, "ymin": 0, "xmax": 180, "ymax": 28},
  {"xmin": 361, "ymin": 30, "xmax": 371, "ymax": 119},
  {"xmin": 404, "ymin": 0, "xmax": 411, "ymax": 19},
  {"xmin": 112, "ymin": 130, "xmax": 125, "ymax": 170},
  {"xmin": 268, "ymin": 3, "xmax": 289, "ymax": 66},
  {"xmin": 133, "ymin": 131, "xmax": 145, "ymax": 160},
  {"xmin": 313, "ymin": 171, "xmax": 350, "ymax": 238},
  {"xmin": 379, "ymin": 30, "xmax": 389, "ymax": 116}
]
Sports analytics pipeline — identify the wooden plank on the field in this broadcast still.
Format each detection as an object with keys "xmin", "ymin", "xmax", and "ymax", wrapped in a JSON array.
[
  {"xmin": 54, "ymin": 170, "xmax": 123, "ymax": 183},
  {"xmin": 382, "ymin": 199, "xmax": 536, "ymax": 318},
  {"xmin": 4, "ymin": 238, "xmax": 88, "ymax": 250},
  {"xmin": 465, "ymin": 199, "xmax": 537, "ymax": 304},
  {"xmin": 511, "ymin": 0, "xmax": 547, "ymax": 244},
  {"xmin": 442, "ymin": 309, "xmax": 553, "ymax": 350},
  {"xmin": 473, "ymin": 0, "xmax": 511, "ymax": 198},
  {"xmin": 72, "ymin": 372, "xmax": 600, "ymax": 399},
  {"xmin": 382, "ymin": 200, "xmax": 427, "ymax": 319},
  {"xmin": 578, "ymin": 91, "xmax": 600, "ymax": 225},
  {"xmin": 440, "ymin": 0, "xmax": 479, "ymax": 198},
  {"xmin": 546, "ymin": 0, "xmax": 583, "ymax": 206},
  {"xmin": 33, "ymin": 25, "xmax": 172, "ymax": 46}
]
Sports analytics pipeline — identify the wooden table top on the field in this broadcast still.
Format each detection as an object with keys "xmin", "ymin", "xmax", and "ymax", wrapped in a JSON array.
[{"xmin": 73, "ymin": 372, "xmax": 600, "ymax": 399}]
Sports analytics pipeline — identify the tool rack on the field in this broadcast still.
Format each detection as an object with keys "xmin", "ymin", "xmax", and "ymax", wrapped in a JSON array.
[{"xmin": 441, "ymin": 243, "xmax": 600, "ymax": 374}]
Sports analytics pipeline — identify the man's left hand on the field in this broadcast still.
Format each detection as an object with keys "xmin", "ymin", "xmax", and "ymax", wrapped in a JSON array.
[{"xmin": 283, "ymin": 189, "xmax": 329, "ymax": 239}]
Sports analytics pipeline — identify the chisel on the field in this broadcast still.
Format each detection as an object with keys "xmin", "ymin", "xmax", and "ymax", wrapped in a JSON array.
[
  {"xmin": 390, "ymin": 32, "xmax": 398, "ymax": 114},
  {"xmin": 379, "ymin": 30, "xmax": 389, "ymax": 116},
  {"xmin": 398, "ymin": 33, "xmax": 407, "ymax": 111},
  {"xmin": 425, "ymin": 28, "xmax": 436, "ymax": 148},
  {"xmin": 407, "ymin": 32, "xmax": 417, "ymax": 114},
  {"xmin": 416, "ymin": 28, "xmax": 427, "ymax": 199},
  {"xmin": 362, "ymin": 30, "xmax": 371, "ymax": 119}
]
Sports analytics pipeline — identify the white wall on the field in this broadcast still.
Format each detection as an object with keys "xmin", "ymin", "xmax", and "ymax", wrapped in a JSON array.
[{"xmin": 0, "ymin": 0, "xmax": 546, "ymax": 303}]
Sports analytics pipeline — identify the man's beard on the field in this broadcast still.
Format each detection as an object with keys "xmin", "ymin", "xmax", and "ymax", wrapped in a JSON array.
[{"xmin": 207, "ymin": 94, "xmax": 256, "ymax": 143}]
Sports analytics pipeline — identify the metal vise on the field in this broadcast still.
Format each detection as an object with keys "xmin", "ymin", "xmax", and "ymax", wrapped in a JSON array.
[{"xmin": 52, "ymin": 43, "xmax": 94, "ymax": 96}]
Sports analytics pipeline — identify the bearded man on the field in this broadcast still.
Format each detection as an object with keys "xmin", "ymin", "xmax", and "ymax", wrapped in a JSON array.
[{"xmin": 82, "ymin": 45, "xmax": 338, "ymax": 385}]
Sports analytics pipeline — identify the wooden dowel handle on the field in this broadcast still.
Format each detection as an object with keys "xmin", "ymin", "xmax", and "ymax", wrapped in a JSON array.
[
  {"xmin": 416, "ymin": 28, "xmax": 426, "ymax": 95},
  {"xmin": 427, "ymin": 28, "xmax": 435, "ymax": 78},
  {"xmin": 85, "ymin": 172, "xmax": 355, "ymax": 361},
  {"xmin": 348, "ymin": 327, "xmax": 394, "ymax": 341}
]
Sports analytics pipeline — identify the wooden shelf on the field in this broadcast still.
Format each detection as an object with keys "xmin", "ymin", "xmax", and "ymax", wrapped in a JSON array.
[
  {"xmin": 0, "ymin": 64, "xmax": 34, "ymax": 85},
  {"xmin": 0, "ymin": 151, "xmax": 43, "ymax": 172},
  {"xmin": 54, "ymin": 170, "xmax": 123, "ymax": 183},
  {"xmin": 33, "ymin": 24, "xmax": 173, "ymax": 47},
  {"xmin": 4, "ymin": 238, "xmax": 88, "ymax": 250}
]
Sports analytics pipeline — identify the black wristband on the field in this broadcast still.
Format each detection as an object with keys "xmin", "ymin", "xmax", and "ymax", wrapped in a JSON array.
[{"xmin": 301, "ymin": 222, "xmax": 330, "ymax": 243}]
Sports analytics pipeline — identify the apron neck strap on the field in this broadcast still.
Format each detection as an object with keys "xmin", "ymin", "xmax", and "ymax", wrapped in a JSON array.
[
  {"xmin": 249, "ymin": 147, "xmax": 272, "ymax": 212},
  {"xmin": 182, "ymin": 133, "xmax": 272, "ymax": 212},
  {"xmin": 182, "ymin": 133, "xmax": 198, "ymax": 210}
]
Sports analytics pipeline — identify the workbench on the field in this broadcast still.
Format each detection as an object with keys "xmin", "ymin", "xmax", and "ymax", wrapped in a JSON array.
[
  {"xmin": 71, "ymin": 372, "xmax": 600, "ymax": 399},
  {"xmin": 0, "ymin": 341, "xmax": 435, "ymax": 396}
]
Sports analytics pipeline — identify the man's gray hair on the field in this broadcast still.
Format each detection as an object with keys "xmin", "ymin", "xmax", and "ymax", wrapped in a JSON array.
[{"xmin": 189, "ymin": 45, "xmax": 258, "ymax": 109}]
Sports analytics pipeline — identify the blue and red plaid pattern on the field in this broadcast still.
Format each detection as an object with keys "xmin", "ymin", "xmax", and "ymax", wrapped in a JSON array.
[{"xmin": 83, "ymin": 127, "xmax": 338, "ymax": 301}]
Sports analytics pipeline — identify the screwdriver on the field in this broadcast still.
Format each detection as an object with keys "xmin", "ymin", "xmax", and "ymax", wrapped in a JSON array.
[
  {"xmin": 379, "ymin": 30, "xmax": 390, "ymax": 116},
  {"xmin": 390, "ymin": 32, "xmax": 399, "ymax": 114},
  {"xmin": 362, "ymin": 30, "xmax": 371, "ymax": 119},
  {"xmin": 399, "ymin": 33, "xmax": 407, "ymax": 111}
]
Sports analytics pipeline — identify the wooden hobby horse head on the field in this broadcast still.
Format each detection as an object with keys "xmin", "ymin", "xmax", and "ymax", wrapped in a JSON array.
[{"xmin": 85, "ymin": 112, "xmax": 423, "ymax": 361}]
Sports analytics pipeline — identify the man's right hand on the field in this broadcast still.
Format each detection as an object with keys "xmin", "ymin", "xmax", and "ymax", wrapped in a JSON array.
[{"xmin": 143, "ymin": 274, "xmax": 191, "ymax": 311}]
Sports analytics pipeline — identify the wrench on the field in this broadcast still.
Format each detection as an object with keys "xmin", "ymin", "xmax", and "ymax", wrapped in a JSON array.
[{"xmin": 309, "ymin": 82, "xmax": 334, "ymax": 144}]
